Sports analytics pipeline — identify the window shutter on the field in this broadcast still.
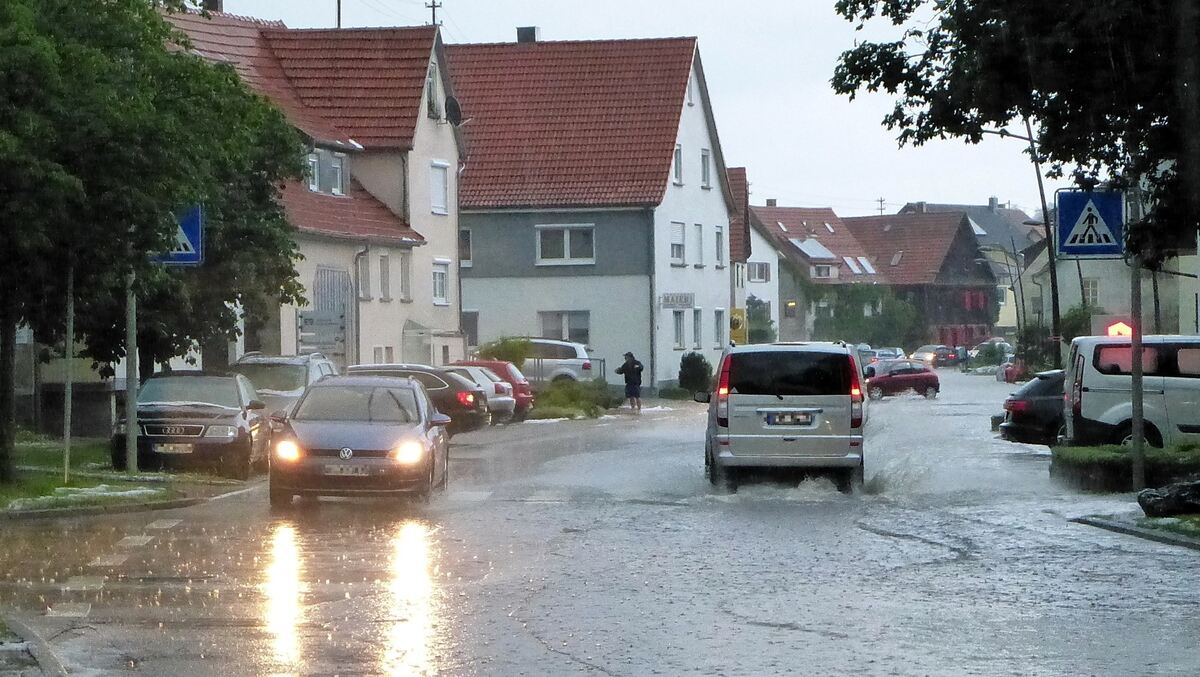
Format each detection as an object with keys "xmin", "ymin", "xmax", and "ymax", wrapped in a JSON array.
[{"xmin": 671, "ymin": 221, "xmax": 685, "ymax": 244}]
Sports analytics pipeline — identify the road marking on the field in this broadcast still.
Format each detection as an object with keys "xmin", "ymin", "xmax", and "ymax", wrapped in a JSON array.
[
  {"xmin": 448, "ymin": 490, "xmax": 492, "ymax": 503},
  {"xmin": 209, "ymin": 483, "xmax": 261, "ymax": 501},
  {"xmin": 145, "ymin": 519, "xmax": 181, "ymax": 530},
  {"xmin": 87, "ymin": 554, "xmax": 128, "ymax": 567},
  {"xmin": 45, "ymin": 603, "xmax": 91, "ymax": 618},
  {"xmin": 116, "ymin": 535, "xmax": 154, "ymax": 547},
  {"xmin": 61, "ymin": 576, "xmax": 105, "ymax": 592}
]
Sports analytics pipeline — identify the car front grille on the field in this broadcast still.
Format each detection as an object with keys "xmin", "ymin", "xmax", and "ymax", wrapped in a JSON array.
[
  {"xmin": 144, "ymin": 424, "xmax": 204, "ymax": 437},
  {"xmin": 310, "ymin": 448, "xmax": 391, "ymax": 458}
]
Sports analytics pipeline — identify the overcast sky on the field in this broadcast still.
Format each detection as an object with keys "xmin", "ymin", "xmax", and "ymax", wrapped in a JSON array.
[{"xmin": 225, "ymin": 0, "xmax": 1067, "ymax": 217}]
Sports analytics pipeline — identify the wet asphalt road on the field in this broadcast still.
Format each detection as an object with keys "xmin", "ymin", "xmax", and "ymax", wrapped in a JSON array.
[{"xmin": 1, "ymin": 371, "xmax": 1198, "ymax": 676}]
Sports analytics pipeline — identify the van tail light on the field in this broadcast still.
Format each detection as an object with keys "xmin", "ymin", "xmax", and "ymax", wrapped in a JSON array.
[
  {"xmin": 494, "ymin": 383, "xmax": 506, "ymax": 395},
  {"xmin": 847, "ymin": 356, "xmax": 864, "ymax": 429},
  {"xmin": 582, "ymin": 361, "xmax": 592, "ymax": 371},
  {"xmin": 1004, "ymin": 398, "xmax": 1030, "ymax": 414},
  {"xmin": 456, "ymin": 391, "xmax": 476, "ymax": 407},
  {"xmin": 716, "ymin": 355, "xmax": 732, "ymax": 427}
]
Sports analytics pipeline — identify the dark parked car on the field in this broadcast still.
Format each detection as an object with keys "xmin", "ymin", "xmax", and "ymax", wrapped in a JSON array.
[
  {"xmin": 111, "ymin": 371, "xmax": 270, "ymax": 479},
  {"xmin": 1000, "ymin": 370, "xmax": 1065, "ymax": 446},
  {"xmin": 268, "ymin": 375, "xmax": 451, "ymax": 506},
  {"xmin": 452, "ymin": 359, "xmax": 535, "ymax": 419},
  {"xmin": 230, "ymin": 352, "xmax": 337, "ymax": 416},
  {"xmin": 865, "ymin": 360, "xmax": 940, "ymax": 399},
  {"xmin": 347, "ymin": 364, "xmax": 489, "ymax": 433},
  {"xmin": 911, "ymin": 344, "xmax": 959, "ymax": 367}
]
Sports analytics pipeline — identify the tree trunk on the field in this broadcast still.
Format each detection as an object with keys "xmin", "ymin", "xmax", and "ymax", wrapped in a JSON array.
[
  {"xmin": 0, "ymin": 295, "xmax": 17, "ymax": 483},
  {"xmin": 1152, "ymin": 270, "xmax": 1162, "ymax": 333}
]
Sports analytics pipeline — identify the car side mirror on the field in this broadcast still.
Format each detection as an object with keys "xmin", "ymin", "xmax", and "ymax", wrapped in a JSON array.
[
  {"xmin": 865, "ymin": 367, "xmax": 875, "ymax": 379},
  {"xmin": 248, "ymin": 400, "xmax": 267, "ymax": 411},
  {"xmin": 432, "ymin": 413, "xmax": 452, "ymax": 427},
  {"xmin": 693, "ymin": 391, "xmax": 711, "ymax": 404}
]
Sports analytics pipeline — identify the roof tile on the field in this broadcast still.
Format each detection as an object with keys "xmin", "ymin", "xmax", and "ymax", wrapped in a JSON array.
[
  {"xmin": 841, "ymin": 213, "xmax": 967, "ymax": 285},
  {"xmin": 750, "ymin": 206, "xmax": 882, "ymax": 284}
]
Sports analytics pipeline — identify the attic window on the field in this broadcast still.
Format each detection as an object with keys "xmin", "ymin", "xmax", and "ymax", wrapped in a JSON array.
[
  {"xmin": 824, "ymin": 222, "xmax": 835, "ymax": 233},
  {"xmin": 883, "ymin": 224, "xmax": 893, "ymax": 232},
  {"xmin": 813, "ymin": 265, "xmax": 832, "ymax": 278},
  {"xmin": 858, "ymin": 257, "xmax": 878, "ymax": 274},
  {"xmin": 843, "ymin": 256, "xmax": 863, "ymax": 274},
  {"xmin": 890, "ymin": 251, "xmax": 904, "ymax": 266},
  {"xmin": 306, "ymin": 153, "xmax": 319, "ymax": 192},
  {"xmin": 330, "ymin": 154, "xmax": 345, "ymax": 196},
  {"xmin": 426, "ymin": 62, "xmax": 441, "ymax": 119},
  {"xmin": 777, "ymin": 221, "xmax": 788, "ymax": 232},
  {"xmin": 970, "ymin": 218, "xmax": 987, "ymax": 236}
]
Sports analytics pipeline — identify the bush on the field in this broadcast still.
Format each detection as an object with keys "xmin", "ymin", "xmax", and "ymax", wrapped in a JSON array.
[
  {"xmin": 975, "ymin": 344, "xmax": 1007, "ymax": 366},
  {"xmin": 1050, "ymin": 444, "xmax": 1200, "ymax": 491},
  {"xmin": 534, "ymin": 378, "xmax": 618, "ymax": 417},
  {"xmin": 678, "ymin": 352, "xmax": 713, "ymax": 393},
  {"xmin": 478, "ymin": 337, "xmax": 532, "ymax": 369}
]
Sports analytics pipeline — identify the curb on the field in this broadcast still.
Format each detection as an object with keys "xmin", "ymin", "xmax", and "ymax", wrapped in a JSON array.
[
  {"xmin": 16, "ymin": 465, "xmax": 242, "ymax": 486},
  {"xmin": 1072, "ymin": 516, "xmax": 1200, "ymax": 552},
  {"xmin": 1, "ymin": 496, "xmax": 207, "ymax": 521},
  {"xmin": 1, "ymin": 613, "xmax": 69, "ymax": 677}
]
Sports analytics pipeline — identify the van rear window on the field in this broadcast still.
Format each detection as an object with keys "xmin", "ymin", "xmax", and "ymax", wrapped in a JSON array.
[
  {"xmin": 729, "ymin": 352, "xmax": 851, "ymax": 396},
  {"xmin": 1093, "ymin": 345, "xmax": 1161, "ymax": 376}
]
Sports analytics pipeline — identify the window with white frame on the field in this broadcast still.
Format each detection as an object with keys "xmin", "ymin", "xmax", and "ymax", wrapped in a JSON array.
[
  {"xmin": 670, "ymin": 222, "xmax": 686, "ymax": 264},
  {"xmin": 331, "ymin": 154, "xmax": 345, "ymax": 195},
  {"xmin": 357, "ymin": 253, "xmax": 371, "ymax": 300},
  {"xmin": 459, "ymin": 229, "xmax": 472, "ymax": 267},
  {"xmin": 1082, "ymin": 278, "xmax": 1100, "ymax": 307},
  {"xmin": 701, "ymin": 149, "xmax": 711, "ymax": 189},
  {"xmin": 306, "ymin": 153, "xmax": 320, "ymax": 192},
  {"xmin": 673, "ymin": 145, "xmax": 683, "ymax": 184},
  {"xmin": 687, "ymin": 74, "xmax": 695, "ymax": 106},
  {"xmin": 714, "ymin": 309, "xmax": 725, "ymax": 347},
  {"xmin": 426, "ymin": 62, "xmax": 441, "ymax": 118},
  {"xmin": 997, "ymin": 285, "xmax": 1008, "ymax": 306},
  {"xmin": 813, "ymin": 264, "xmax": 832, "ymax": 279},
  {"xmin": 693, "ymin": 308, "xmax": 702, "ymax": 348},
  {"xmin": 539, "ymin": 311, "xmax": 590, "ymax": 345},
  {"xmin": 693, "ymin": 224, "xmax": 704, "ymax": 265},
  {"xmin": 430, "ymin": 162, "xmax": 449, "ymax": 215},
  {"xmin": 399, "ymin": 252, "xmax": 412, "ymax": 301},
  {"xmin": 748, "ymin": 261, "xmax": 771, "ymax": 282},
  {"xmin": 432, "ymin": 262, "xmax": 449, "ymax": 305},
  {"xmin": 673, "ymin": 310, "xmax": 685, "ymax": 348},
  {"xmin": 536, "ymin": 225, "xmax": 595, "ymax": 265},
  {"xmin": 715, "ymin": 225, "xmax": 725, "ymax": 267},
  {"xmin": 378, "ymin": 254, "xmax": 391, "ymax": 300}
]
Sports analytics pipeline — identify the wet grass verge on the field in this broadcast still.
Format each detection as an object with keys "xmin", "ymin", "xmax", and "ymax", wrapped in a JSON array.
[
  {"xmin": 1050, "ymin": 444, "xmax": 1200, "ymax": 492},
  {"xmin": 0, "ymin": 471, "xmax": 178, "ymax": 512},
  {"xmin": 1138, "ymin": 514, "xmax": 1200, "ymax": 539},
  {"xmin": 14, "ymin": 438, "xmax": 110, "ymax": 469}
]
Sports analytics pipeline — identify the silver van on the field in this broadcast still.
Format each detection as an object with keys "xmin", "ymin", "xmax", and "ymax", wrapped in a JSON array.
[
  {"xmin": 695, "ymin": 343, "xmax": 866, "ymax": 491},
  {"xmin": 1064, "ymin": 335, "xmax": 1200, "ymax": 448}
]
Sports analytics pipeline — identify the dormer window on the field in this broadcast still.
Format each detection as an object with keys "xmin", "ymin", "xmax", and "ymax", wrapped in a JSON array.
[
  {"xmin": 306, "ymin": 153, "xmax": 320, "ymax": 192},
  {"xmin": 331, "ymin": 154, "xmax": 345, "ymax": 196},
  {"xmin": 426, "ymin": 63, "xmax": 441, "ymax": 119},
  {"xmin": 813, "ymin": 265, "xmax": 832, "ymax": 278}
]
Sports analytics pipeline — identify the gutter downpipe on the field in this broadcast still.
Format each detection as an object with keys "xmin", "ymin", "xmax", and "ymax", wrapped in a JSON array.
[
  {"xmin": 353, "ymin": 243, "xmax": 370, "ymax": 366},
  {"xmin": 647, "ymin": 207, "xmax": 657, "ymax": 391}
]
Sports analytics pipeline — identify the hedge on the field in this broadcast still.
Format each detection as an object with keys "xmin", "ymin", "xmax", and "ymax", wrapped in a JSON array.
[{"xmin": 1050, "ymin": 444, "xmax": 1200, "ymax": 492}]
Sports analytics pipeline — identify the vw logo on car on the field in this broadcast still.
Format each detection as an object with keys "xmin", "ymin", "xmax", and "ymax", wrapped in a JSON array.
[{"xmin": 339, "ymin": 448, "xmax": 354, "ymax": 460}]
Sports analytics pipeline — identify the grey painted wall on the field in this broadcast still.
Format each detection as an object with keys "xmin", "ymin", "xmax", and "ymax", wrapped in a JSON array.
[{"xmin": 460, "ymin": 209, "xmax": 655, "ymax": 278}]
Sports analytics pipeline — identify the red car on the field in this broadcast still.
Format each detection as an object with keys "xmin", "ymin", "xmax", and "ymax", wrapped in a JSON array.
[
  {"xmin": 865, "ymin": 359, "xmax": 940, "ymax": 400},
  {"xmin": 452, "ymin": 359, "xmax": 535, "ymax": 420}
]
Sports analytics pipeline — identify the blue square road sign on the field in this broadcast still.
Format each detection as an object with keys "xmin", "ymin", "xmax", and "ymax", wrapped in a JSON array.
[
  {"xmin": 1056, "ymin": 190, "xmax": 1124, "ymax": 259},
  {"xmin": 153, "ymin": 205, "xmax": 204, "ymax": 266}
]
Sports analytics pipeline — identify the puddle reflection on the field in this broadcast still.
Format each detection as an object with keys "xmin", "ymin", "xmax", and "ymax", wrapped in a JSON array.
[
  {"xmin": 263, "ymin": 523, "xmax": 304, "ymax": 671},
  {"xmin": 383, "ymin": 520, "xmax": 439, "ymax": 675}
]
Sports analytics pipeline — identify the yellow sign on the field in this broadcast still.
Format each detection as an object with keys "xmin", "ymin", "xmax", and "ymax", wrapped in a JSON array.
[{"xmin": 729, "ymin": 308, "xmax": 748, "ymax": 345}]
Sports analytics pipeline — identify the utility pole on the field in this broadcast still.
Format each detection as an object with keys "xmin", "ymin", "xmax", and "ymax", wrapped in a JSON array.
[
  {"xmin": 1024, "ymin": 116, "xmax": 1062, "ymax": 368},
  {"xmin": 336, "ymin": 0, "xmax": 341, "ymax": 28},
  {"xmin": 426, "ymin": 0, "xmax": 442, "ymax": 25},
  {"xmin": 1130, "ymin": 188, "xmax": 1146, "ymax": 490},
  {"xmin": 876, "ymin": 197, "xmax": 886, "ymax": 215},
  {"xmin": 125, "ymin": 271, "xmax": 138, "ymax": 474},
  {"xmin": 63, "ymin": 262, "xmax": 74, "ymax": 484}
]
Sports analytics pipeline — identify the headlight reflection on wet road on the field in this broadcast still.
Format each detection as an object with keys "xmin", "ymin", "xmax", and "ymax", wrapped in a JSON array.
[
  {"xmin": 263, "ymin": 523, "xmax": 304, "ymax": 670},
  {"xmin": 383, "ymin": 520, "xmax": 438, "ymax": 676}
]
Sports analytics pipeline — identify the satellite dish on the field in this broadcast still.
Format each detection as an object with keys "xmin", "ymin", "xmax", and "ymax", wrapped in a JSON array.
[{"xmin": 445, "ymin": 96, "xmax": 463, "ymax": 126}]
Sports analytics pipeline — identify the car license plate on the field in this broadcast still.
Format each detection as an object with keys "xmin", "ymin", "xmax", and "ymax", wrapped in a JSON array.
[
  {"xmin": 324, "ymin": 464, "xmax": 369, "ymax": 477},
  {"xmin": 766, "ymin": 412, "xmax": 811, "ymax": 426},
  {"xmin": 154, "ymin": 443, "xmax": 193, "ymax": 454}
]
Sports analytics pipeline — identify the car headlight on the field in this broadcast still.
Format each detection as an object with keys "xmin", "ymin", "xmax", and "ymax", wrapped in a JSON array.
[
  {"xmin": 390, "ymin": 440, "xmax": 426, "ymax": 465},
  {"xmin": 274, "ymin": 439, "xmax": 302, "ymax": 462},
  {"xmin": 205, "ymin": 425, "xmax": 238, "ymax": 438}
]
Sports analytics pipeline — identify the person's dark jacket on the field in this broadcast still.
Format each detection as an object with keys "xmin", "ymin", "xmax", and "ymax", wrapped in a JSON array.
[{"xmin": 615, "ymin": 360, "xmax": 643, "ymax": 386}]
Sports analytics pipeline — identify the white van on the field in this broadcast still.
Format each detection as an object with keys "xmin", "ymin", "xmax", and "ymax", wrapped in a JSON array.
[
  {"xmin": 1064, "ymin": 335, "xmax": 1200, "ymax": 448},
  {"xmin": 695, "ymin": 343, "xmax": 865, "ymax": 492}
]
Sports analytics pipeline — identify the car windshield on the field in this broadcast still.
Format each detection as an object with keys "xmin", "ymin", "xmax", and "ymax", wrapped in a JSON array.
[
  {"xmin": 445, "ymin": 368, "xmax": 480, "ymax": 385},
  {"xmin": 137, "ymin": 377, "xmax": 240, "ymax": 408},
  {"xmin": 479, "ymin": 368, "xmax": 504, "ymax": 382},
  {"xmin": 729, "ymin": 352, "xmax": 851, "ymax": 396},
  {"xmin": 293, "ymin": 385, "xmax": 419, "ymax": 423},
  {"xmin": 231, "ymin": 363, "xmax": 307, "ymax": 392}
]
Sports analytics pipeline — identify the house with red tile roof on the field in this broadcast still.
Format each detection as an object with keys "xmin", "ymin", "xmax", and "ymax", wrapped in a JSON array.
[
  {"xmin": 725, "ymin": 168, "xmax": 753, "ymax": 313},
  {"xmin": 842, "ymin": 213, "xmax": 998, "ymax": 348},
  {"xmin": 169, "ymin": 11, "xmax": 466, "ymax": 368},
  {"xmin": 446, "ymin": 30, "xmax": 736, "ymax": 387}
]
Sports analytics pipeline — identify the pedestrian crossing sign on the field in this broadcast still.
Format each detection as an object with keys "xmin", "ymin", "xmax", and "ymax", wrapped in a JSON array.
[
  {"xmin": 1056, "ymin": 190, "xmax": 1124, "ymax": 259},
  {"xmin": 152, "ymin": 205, "xmax": 204, "ymax": 266}
]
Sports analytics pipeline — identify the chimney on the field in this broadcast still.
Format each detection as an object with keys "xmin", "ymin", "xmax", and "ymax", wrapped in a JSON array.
[
  {"xmin": 766, "ymin": 198, "xmax": 777, "ymax": 207},
  {"xmin": 517, "ymin": 26, "xmax": 541, "ymax": 43},
  {"xmin": 988, "ymin": 196, "xmax": 999, "ymax": 212},
  {"xmin": 201, "ymin": 0, "xmax": 223, "ymax": 11},
  {"xmin": 915, "ymin": 201, "xmax": 927, "ymax": 213}
]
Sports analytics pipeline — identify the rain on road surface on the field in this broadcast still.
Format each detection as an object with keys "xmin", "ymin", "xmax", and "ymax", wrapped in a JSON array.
[{"xmin": 1, "ymin": 371, "xmax": 1197, "ymax": 675}]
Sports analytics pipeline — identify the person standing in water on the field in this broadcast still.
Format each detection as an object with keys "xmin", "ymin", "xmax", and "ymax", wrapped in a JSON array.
[{"xmin": 615, "ymin": 351, "xmax": 644, "ymax": 413}]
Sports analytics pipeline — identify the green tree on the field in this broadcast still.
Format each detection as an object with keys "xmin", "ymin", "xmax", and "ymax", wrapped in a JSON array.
[
  {"xmin": 678, "ymin": 352, "xmax": 713, "ymax": 393},
  {"xmin": 746, "ymin": 295, "xmax": 777, "ymax": 344},
  {"xmin": 810, "ymin": 285, "xmax": 923, "ymax": 348},
  {"xmin": 832, "ymin": 0, "xmax": 1200, "ymax": 266},
  {"xmin": 478, "ymin": 337, "xmax": 533, "ymax": 370}
]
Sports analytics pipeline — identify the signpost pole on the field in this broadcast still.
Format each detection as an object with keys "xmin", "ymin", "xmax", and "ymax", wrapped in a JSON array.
[
  {"xmin": 63, "ymin": 263, "xmax": 73, "ymax": 484},
  {"xmin": 1129, "ymin": 190, "xmax": 1146, "ymax": 490},
  {"xmin": 125, "ymin": 270, "xmax": 138, "ymax": 474}
]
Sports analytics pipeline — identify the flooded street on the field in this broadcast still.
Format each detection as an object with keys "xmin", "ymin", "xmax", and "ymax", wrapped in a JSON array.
[{"xmin": 2, "ymin": 371, "xmax": 1197, "ymax": 675}]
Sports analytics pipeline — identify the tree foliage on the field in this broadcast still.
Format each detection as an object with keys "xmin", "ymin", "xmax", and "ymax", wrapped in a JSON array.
[
  {"xmin": 478, "ymin": 337, "xmax": 533, "ymax": 370},
  {"xmin": 810, "ymin": 284, "xmax": 924, "ymax": 348},
  {"xmin": 678, "ymin": 352, "xmax": 713, "ymax": 393},
  {"xmin": 833, "ymin": 0, "xmax": 1200, "ymax": 267},
  {"xmin": 746, "ymin": 295, "xmax": 777, "ymax": 344}
]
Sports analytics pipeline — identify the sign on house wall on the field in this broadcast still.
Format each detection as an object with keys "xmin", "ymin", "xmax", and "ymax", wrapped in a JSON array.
[{"xmin": 660, "ymin": 292, "xmax": 695, "ymax": 309}]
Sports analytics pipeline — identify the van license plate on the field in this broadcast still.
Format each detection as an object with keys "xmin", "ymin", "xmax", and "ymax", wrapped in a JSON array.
[
  {"xmin": 154, "ymin": 444, "xmax": 193, "ymax": 454},
  {"xmin": 324, "ymin": 465, "xmax": 369, "ymax": 477},
  {"xmin": 767, "ymin": 413, "xmax": 811, "ymax": 426}
]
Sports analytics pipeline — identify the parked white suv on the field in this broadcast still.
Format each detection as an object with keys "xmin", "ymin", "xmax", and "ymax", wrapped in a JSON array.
[
  {"xmin": 1064, "ymin": 334, "xmax": 1200, "ymax": 448},
  {"xmin": 695, "ymin": 343, "xmax": 866, "ymax": 492},
  {"xmin": 522, "ymin": 338, "xmax": 596, "ymax": 384}
]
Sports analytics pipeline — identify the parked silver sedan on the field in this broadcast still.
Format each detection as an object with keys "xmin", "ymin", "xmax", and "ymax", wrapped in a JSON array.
[{"xmin": 445, "ymin": 365, "xmax": 517, "ymax": 424}]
